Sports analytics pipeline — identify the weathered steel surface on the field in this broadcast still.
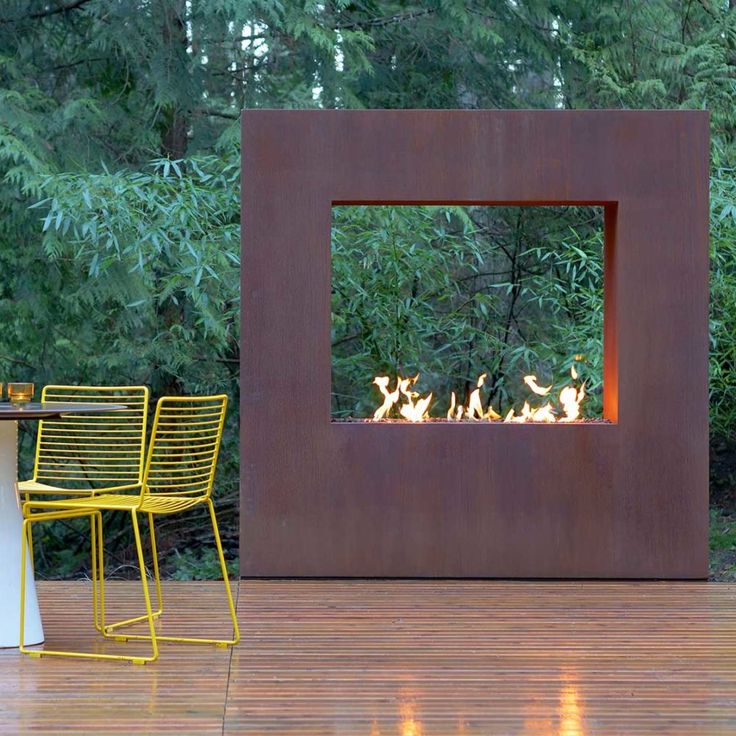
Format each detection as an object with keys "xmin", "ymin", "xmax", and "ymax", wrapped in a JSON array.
[{"xmin": 240, "ymin": 110, "xmax": 709, "ymax": 578}]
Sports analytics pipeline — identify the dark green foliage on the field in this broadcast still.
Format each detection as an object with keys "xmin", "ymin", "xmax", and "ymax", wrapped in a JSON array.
[
  {"xmin": 709, "ymin": 509, "xmax": 736, "ymax": 580},
  {"xmin": 710, "ymin": 168, "xmax": 736, "ymax": 436},
  {"xmin": 170, "ymin": 547, "xmax": 238, "ymax": 581},
  {"xmin": 331, "ymin": 205, "xmax": 603, "ymax": 419},
  {"xmin": 2, "ymin": 0, "xmax": 736, "ymax": 578}
]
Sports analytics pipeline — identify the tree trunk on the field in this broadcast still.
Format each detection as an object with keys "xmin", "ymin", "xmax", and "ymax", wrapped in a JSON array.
[{"xmin": 161, "ymin": 0, "xmax": 188, "ymax": 159}]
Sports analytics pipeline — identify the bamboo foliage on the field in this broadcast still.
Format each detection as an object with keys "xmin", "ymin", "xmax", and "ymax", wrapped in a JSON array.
[{"xmin": 0, "ymin": 0, "xmax": 735, "ymax": 576}]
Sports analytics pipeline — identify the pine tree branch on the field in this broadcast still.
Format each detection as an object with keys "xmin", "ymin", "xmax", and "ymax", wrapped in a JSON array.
[
  {"xmin": 0, "ymin": 0, "xmax": 93, "ymax": 23},
  {"xmin": 0, "ymin": 355, "xmax": 35, "ymax": 369},
  {"xmin": 197, "ymin": 107, "xmax": 239, "ymax": 120},
  {"xmin": 51, "ymin": 56, "xmax": 104, "ymax": 72},
  {"xmin": 336, "ymin": 8, "xmax": 435, "ymax": 31}
]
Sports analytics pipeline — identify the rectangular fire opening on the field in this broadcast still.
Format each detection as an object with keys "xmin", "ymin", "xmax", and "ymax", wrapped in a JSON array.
[{"xmin": 331, "ymin": 204, "xmax": 608, "ymax": 424}]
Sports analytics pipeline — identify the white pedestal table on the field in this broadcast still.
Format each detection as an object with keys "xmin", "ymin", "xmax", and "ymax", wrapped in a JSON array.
[{"xmin": 0, "ymin": 402, "xmax": 126, "ymax": 648}]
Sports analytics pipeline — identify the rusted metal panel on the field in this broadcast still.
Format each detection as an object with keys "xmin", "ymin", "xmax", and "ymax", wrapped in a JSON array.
[{"xmin": 241, "ymin": 110, "xmax": 709, "ymax": 578}]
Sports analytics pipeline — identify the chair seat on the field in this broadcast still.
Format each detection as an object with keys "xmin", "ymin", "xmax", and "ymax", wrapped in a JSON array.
[
  {"xmin": 26, "ymin": 493, "xmax": 205, "ymax": 515},
  {"xmin": 17, "ymin": 480, "xmax": 95, "ymax": 496}
]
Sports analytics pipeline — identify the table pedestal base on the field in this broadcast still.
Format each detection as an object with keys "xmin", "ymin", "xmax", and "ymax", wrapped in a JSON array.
[{"xmin": 0, "ymin": 421, "xmax": 44, "ymax": 647}]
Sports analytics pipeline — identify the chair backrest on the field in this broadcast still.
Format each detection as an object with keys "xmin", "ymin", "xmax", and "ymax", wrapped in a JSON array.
[
  {"xmin": 143, "ymin": 395, "xmax": 228, "ymax": 500},
  {"xmin": 34, "ymin": 385, "xmax": 149, "ymax": 492}
]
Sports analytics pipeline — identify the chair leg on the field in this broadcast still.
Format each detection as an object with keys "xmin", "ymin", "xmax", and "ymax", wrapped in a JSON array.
[
  {"xmin": 208, "ymin": 499, "xmax": 240, "ymax": 646},
  {"xmin": 130, "ymin": 510, "xmax": 158, "ymax": 662},
  {"xmin": 20, "ymin": 509, "xmax": 158, "ymax": 664},
  {"xmin": 19, "ymin": 517, "xmax": 30, "ymax": 654},
  {"xmin": 25, "ymin": 493, "xmax": 34, "ymax": 571},
  {"xmin": 148, "ymin": 512, "xmax": 163, "ymax": 614},
  {"xmin": 91, "ymin": 512, "xmax": 107, "ymax": 633},
  {"xmin": 113, "ymin": 502, "xmax": 239, "ymax": 647},
  {"xmin": 90, "ymin": 513, "xmax": 99, "ymax": 631},
  {"xmin": 102, "ymin": 512, "xmax": 163, "ymax": 635}
]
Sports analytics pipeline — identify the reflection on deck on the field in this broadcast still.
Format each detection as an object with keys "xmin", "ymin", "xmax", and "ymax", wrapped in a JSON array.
[
  {"xmin": 1, "ymin": 580, "xmax": 735, "ymax": 734},
  {"xmin": 559, "ymin": 678, "xmax": 584, "ymax": 736}
]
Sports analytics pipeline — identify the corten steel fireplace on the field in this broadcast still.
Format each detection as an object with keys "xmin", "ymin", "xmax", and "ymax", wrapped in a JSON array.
[{"xmin": 241, "ymin": 109, "xmax": 709, "ymax": 578}]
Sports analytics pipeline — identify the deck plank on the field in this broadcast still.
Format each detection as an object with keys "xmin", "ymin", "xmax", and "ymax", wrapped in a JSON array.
[
  {"xmin": 228, "ymin": 581, "xmax": 736, "ymax": 735},
  {"xmin": 0, "ymin": 581, "xmax": 236, "ymax": 736},
  {"xmin": 2, "ymin": 581, "xmax": 736, "ymax": 734}
]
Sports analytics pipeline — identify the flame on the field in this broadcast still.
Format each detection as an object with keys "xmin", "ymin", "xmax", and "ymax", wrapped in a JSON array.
[
  {"xmin": 523, "ymin": 374, "xmax": 552, "ymax": 396},
  {"xmin": 372, "ymin": 376, "xmax": 400, "ymax": 421},
  {"xmin": 399, "ymin": 392, "xmax": 433, "ymax": 422},
  {"xmin": 370, "ymin": 375, "xmax": 432, "ymax": 422},
  {"xmin": 486, "ymin": 405, "xmax": 501, "ymax": 420},
  {"xmin": 467, "ymin": 374, "xmax": 486, "ymax": 419},
  {"xmin": 505, "ymin": 400, "xmax": 556, "ymax": 423},
  {"xmin": 397, "ymin": 376, "xmax": 432, "ymax": 422},
  {"xmin": 465, "ymin": 373, "xmax": 501, "ymax": 420},
  {"xmin": 447, "ymin": 391, "xmax": 457, "ymax": 419},
  {"xmin": 559, "ymin": 383, "xmax": 586, "ymax": 422},
  {"xmin": 371, "ymin": 365, "xmax": 587, "ymax": 423}
]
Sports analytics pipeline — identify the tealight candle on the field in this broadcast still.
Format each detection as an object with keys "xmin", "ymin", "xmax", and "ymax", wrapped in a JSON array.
[{"xmin": 7, "ymin": 382, "xmax": 33, "ymax": 406}]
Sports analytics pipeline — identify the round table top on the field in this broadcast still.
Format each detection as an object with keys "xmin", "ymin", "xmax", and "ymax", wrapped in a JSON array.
[{"xmin": 0, "ymin": 402, "xmax": 127, "ymax": 420}]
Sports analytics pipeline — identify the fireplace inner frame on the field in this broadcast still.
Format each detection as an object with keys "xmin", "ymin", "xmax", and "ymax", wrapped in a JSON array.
[
  {"xmin": 329, "ymin": 202, "xmax": 608, "ymax": 423},
  {"xmin": 241, "ymin": 109, "xmax": 709, "ymax": 578}
]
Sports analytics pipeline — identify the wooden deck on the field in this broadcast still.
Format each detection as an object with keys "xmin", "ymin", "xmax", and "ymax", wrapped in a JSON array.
[{"xmin": 2, "ymin": 581, "xmax": 736, "ymax": 734}]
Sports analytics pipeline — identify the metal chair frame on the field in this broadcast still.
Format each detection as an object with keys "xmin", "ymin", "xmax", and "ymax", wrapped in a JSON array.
[
  {"xmin": 20, "ymin": 394, "xmax": 239, "ymax": 665},
  {"xmin": 19, "ymin": 385, "xmax": 152, "ymax": 630}
]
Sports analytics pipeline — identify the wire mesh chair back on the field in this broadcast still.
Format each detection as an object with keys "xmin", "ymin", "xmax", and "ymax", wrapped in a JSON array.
[
  {"xmin": 34, "ymin": 385, "xmax": 149, "ymax": 492},
  {"xmin": 143, "ymin": 395, "xmax": 228, "ymax": 501}
]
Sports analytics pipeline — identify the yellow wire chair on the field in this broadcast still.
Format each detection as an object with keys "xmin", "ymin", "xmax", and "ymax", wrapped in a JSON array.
[
  {"xmin": 20, "ymin": 394, "xmax": 239, "ymax": 664},
  {"xmin": 19, "ymin": 385, "xmax": 149, "ymax": 501},
  {"xmin": 18, "ymin": 385, "xmax": 151, "ymax": 631}
]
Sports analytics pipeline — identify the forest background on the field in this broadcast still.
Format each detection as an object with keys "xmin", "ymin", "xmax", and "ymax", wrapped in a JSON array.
[{"xmin": 2, "ymin": 0, "xmax": 736, "ymax": 579}]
